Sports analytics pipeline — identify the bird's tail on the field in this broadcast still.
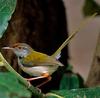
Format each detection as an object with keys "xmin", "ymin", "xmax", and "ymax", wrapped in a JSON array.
[{"xmin": 52, "ymin": 13, "xmax": 97, "ymax": 59}]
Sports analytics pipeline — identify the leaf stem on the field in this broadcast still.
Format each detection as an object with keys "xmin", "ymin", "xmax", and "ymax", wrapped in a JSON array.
[
  {"xmin": 45, "ymin": 93, "xmax": 64, "ymax": 98},
  {"xmin": 0, "ymin": 52, "xmax": 44, "ymax": 98}
]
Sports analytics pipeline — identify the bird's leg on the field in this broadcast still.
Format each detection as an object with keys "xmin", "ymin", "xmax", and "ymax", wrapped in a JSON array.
[
  {"xmin": 36, "ymin": 75, "xmax": 51, "ymax": 88},
  {"xmin": 26, "ymin": 73, "xmax": 50, "ymax": 81},
  {"xmin": 26, "ymin": 73, "xmax": 51, "ymax": 87}
]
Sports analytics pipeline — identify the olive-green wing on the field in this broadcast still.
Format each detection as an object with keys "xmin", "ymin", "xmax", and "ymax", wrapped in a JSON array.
[{"xmin": 22, "ymin": 51, "xmax": 64, "ymax": 67}]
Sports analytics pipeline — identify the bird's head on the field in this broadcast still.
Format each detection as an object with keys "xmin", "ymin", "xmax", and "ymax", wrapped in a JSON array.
[{"xmin": 2, "ymin": 43, "xmax": 33, "ymax": 58}]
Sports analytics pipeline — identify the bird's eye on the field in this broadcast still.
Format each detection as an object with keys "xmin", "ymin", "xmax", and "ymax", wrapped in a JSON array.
[{"xmin": 18, "ymin": 47, "xmax": 22, "ymax": 49}]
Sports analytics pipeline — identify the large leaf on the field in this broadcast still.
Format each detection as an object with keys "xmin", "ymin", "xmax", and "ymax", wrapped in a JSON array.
[
  {"xmin": 46, "ymin": 87, "xmax": 100, "ymax": 98},
  {"xmin": 0, "ymin": 72, "xmax": 31, "ymax": 98},
  {"xmin": 0, "ymin": 0, "xmax": 16, "ymax": 38}
]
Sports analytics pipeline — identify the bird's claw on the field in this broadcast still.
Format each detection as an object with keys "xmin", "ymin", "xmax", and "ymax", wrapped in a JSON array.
[{"xmin": 27, "ymin": 81, "xmax": 31, "ymax": 88}]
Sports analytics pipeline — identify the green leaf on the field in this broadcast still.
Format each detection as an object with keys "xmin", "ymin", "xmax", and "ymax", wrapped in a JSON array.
[
  {"xmin": 59, "ymin": 73, "xmax": 79, "ymax": 90},
  {"xmin": 0, "ymin": 72, "xmax": 31, "ymax": 98},
  {"xmin": 0, "ymin": 85, "xmax": 10, "ymax": 98},
  {"xmin": 46, "ymin": 87, "xmax": 100, "ymax": 98},
  {"xmin": 0, "ymin": 0, "xmax": 16, "ymax": 38},
  {"xmin": 59, "ymin": 64, "xmax": 79, "ymax": 90}
]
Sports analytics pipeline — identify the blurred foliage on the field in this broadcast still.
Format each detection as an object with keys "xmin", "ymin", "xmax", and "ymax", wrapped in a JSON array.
[
  {"xmin": 0, "ymin": 72, "xmax": 31, "ymax": 98},
  {"xmin": 59, "ymin": 64, "xmax": 80, "ymax": 90},
  {"xmin": 0, "ymin": 0, "xmax": 16, "ymax": 38},
  {"xmin": 83, "ymin": 0, "xmax": 100, "ymax": 16},
  {"xmin": 46, "ymin": 87, "xmax": 100, "ymax": 98},
  {"xmin": 59, "ymin": 73, "xmax": 79, "ymax": 90}
]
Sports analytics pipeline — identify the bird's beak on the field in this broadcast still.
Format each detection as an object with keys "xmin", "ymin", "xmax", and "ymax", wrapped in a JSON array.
[{"xmin": 2, "ymin": 47, "xmax": 13, "ymax": 50}]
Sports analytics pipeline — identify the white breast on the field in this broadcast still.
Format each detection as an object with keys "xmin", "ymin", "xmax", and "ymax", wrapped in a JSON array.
[
  {"xmin": 22, "ymin": 65, "xmax": 58, "ymax": 76},
  {"xmin": 18, "ymin": 58, "xmax": 58, "ymax": 76}
]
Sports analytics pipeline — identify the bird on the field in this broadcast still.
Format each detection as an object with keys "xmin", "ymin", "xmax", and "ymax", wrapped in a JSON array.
[
  {"xmin": 2, "ymin": 43, "xmax": 65, "ymax": 87},
  {"xmin": 2, "ymin": 13, "xmax": 96, "ymax": 87},
  {"xmin": 2, "ymin": 23, "xmax": 81, "ymax": 87}
]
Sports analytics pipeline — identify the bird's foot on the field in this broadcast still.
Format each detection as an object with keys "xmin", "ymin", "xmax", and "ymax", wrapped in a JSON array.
[{"xmin": 25, "ymin": 80, "xmax": 31, "ymax": 88}]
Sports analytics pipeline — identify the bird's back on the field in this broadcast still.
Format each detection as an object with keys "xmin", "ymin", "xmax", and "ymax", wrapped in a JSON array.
[{"xmin": 22, "ymin": 51, "xmax": 64, "ymax": 67}]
